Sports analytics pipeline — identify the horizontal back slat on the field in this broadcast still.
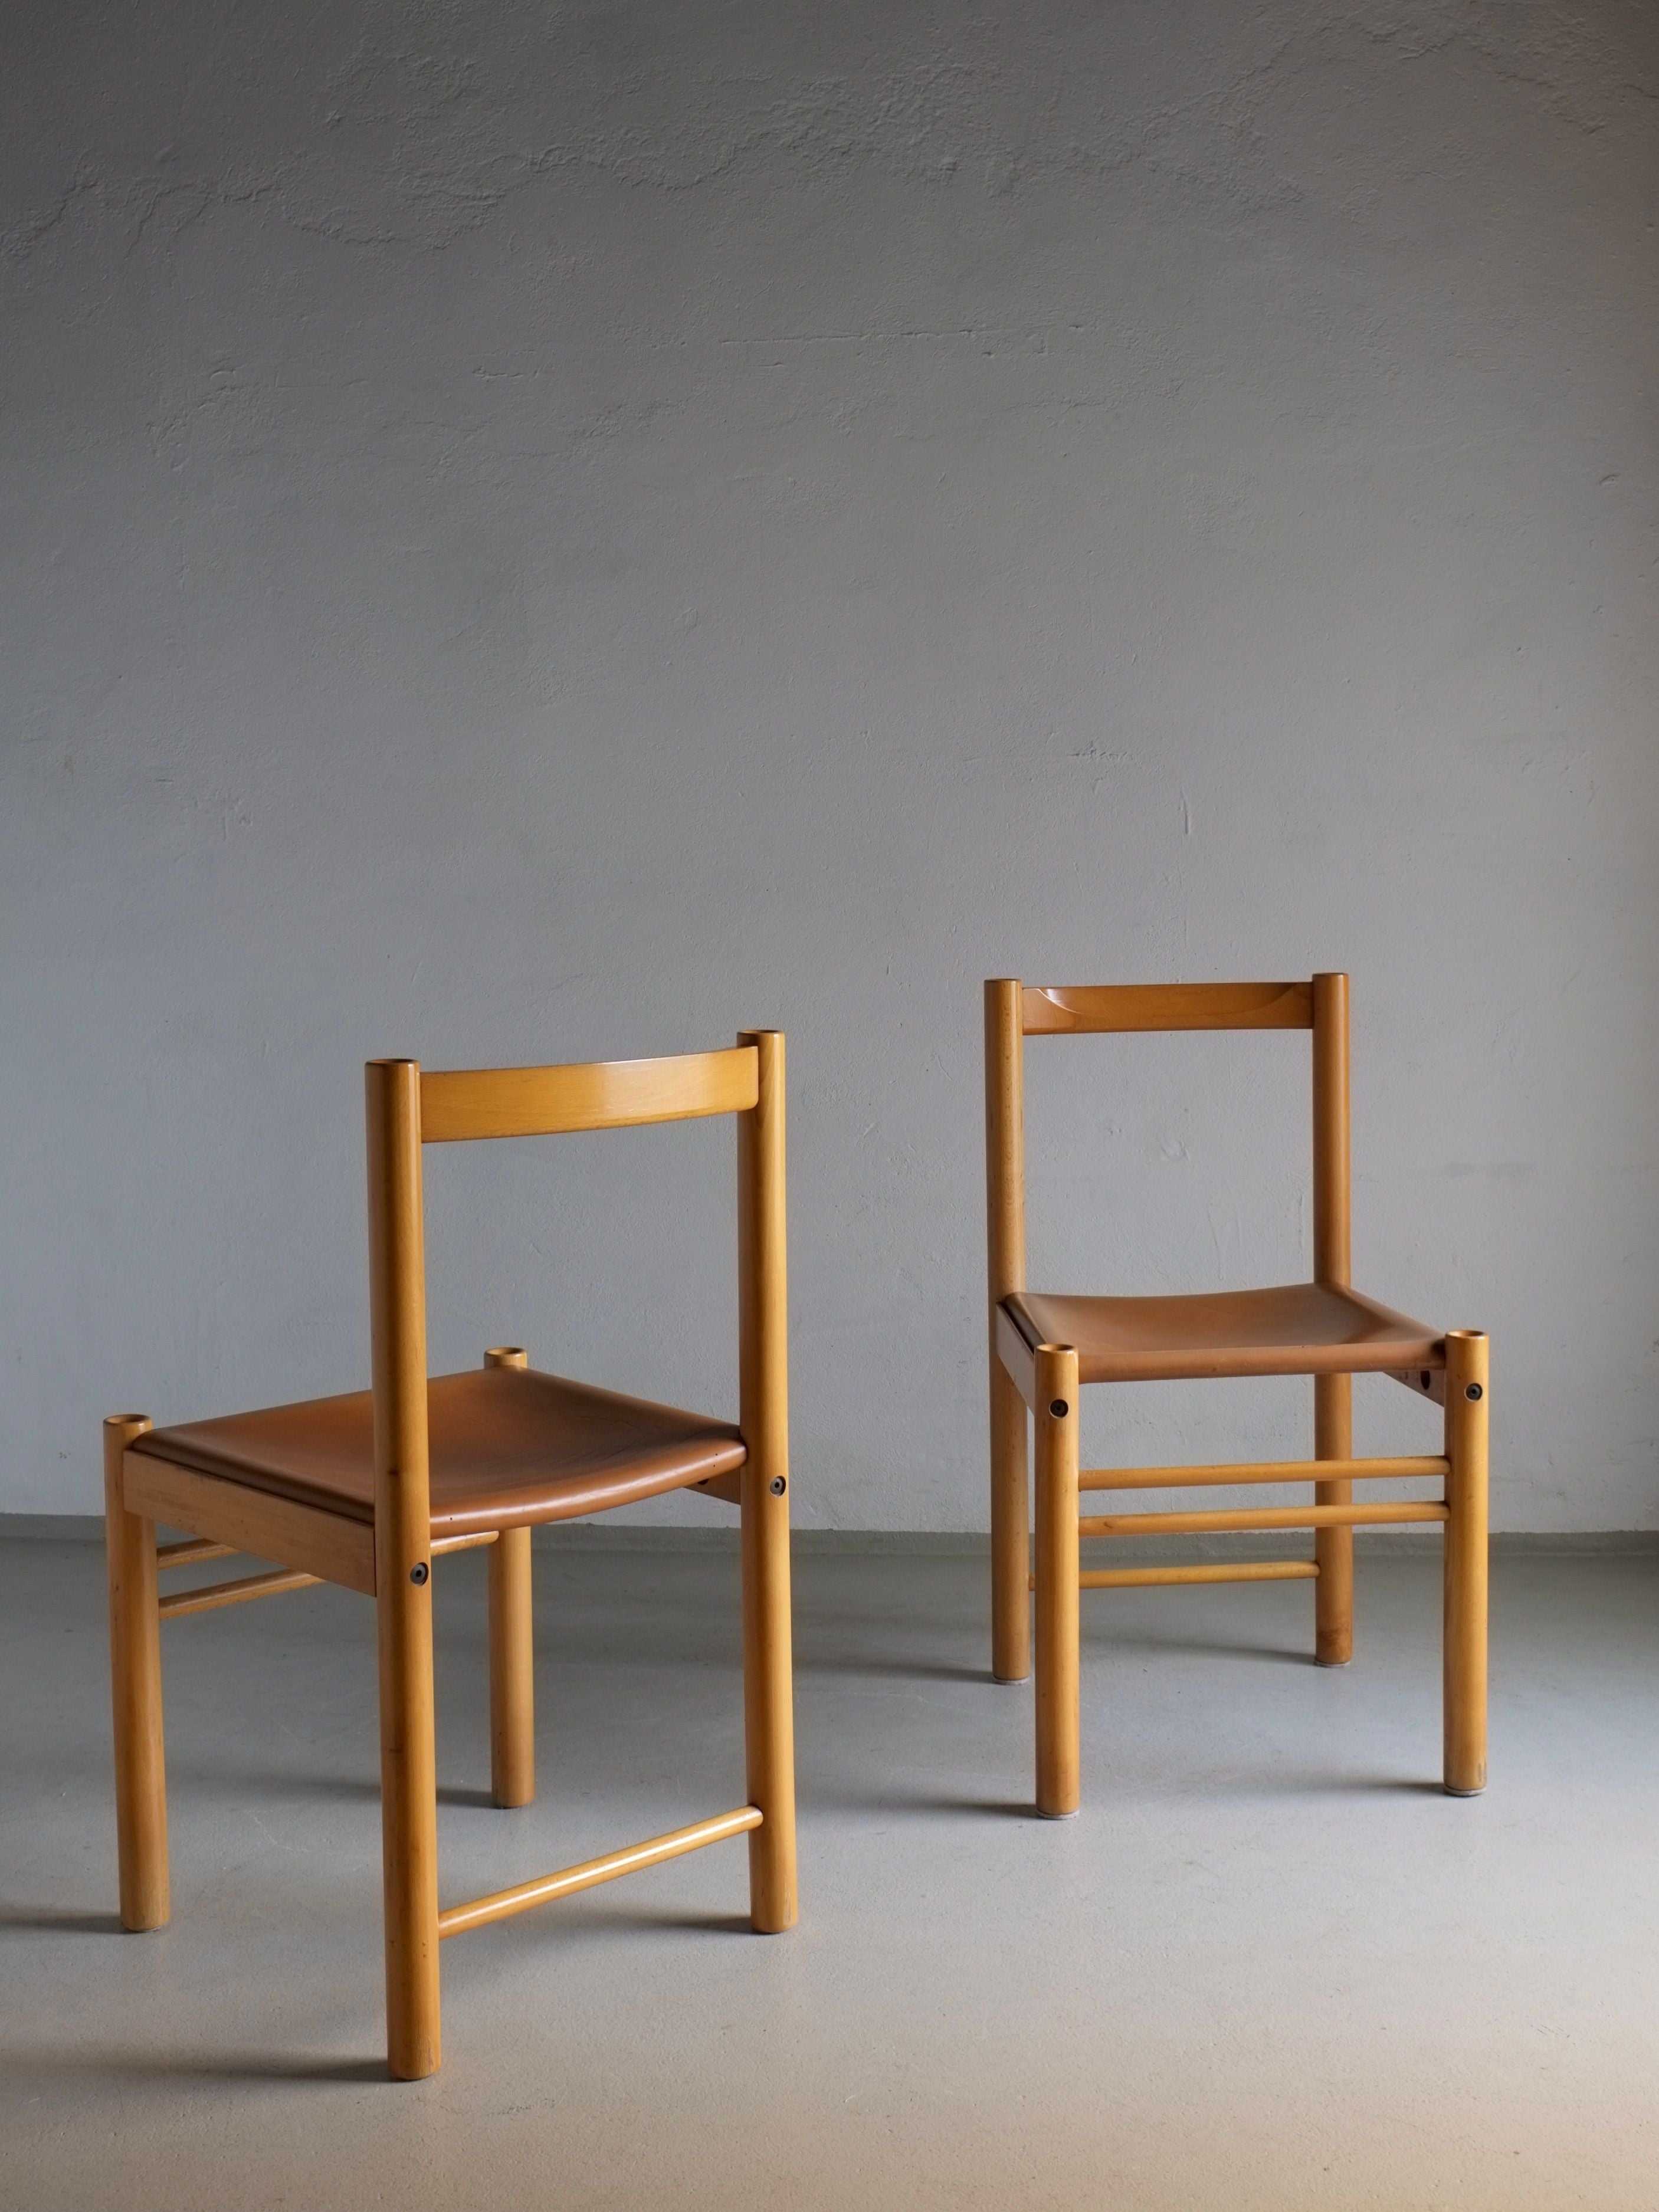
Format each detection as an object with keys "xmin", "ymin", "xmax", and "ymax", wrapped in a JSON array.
[
  {"xmin": 420, "ymin": 1046, "xmax": 759, "ymax": 1143},
  {"xmin": 1022, "ymin": 982, "xmax": 1313, "ymax": 1036}
]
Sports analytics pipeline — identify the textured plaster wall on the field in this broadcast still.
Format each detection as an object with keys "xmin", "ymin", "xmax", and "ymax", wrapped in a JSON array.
[{"xmin": 3, "ymin": 2, "xmax": 1656, "ymax": 1528}]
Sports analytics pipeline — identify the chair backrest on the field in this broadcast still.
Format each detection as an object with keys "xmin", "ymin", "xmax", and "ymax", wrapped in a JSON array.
[
  {"xmin": 417, "ymin": 1047, "xmax": 759, "ymax": 1142},
  {"xmin": 362, "ymin": 1035, "xmax": 785, "ymax": 1566},
  {"xmin": 985, "ymin": 977, "xmax": 1350, "ymax": 1306}
]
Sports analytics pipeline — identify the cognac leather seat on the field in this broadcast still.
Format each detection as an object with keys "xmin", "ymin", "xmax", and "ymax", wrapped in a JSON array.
[
  {"xmin": 132, "ymin": 1364, "xmax": 747, "ymax": 1539},
  {"xmin": 1003, "ymin": 1281, "xmax": 1441, "ymax": 1386}
]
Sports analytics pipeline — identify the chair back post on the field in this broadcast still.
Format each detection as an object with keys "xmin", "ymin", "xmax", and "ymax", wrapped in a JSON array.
[
  {"xmin": 365, "ymin": 1057, "xmax": 441, "ymax": 2078},
  {"xmin": 985, "ymin": 980, "xmax": 1032, "ymax": 1680},
  {"xmin": 1310, "ymin": 972, "xmax": 1352, "ymax": 1286},
  {"xmin": 735, "ymin": 1029, "xmax": 797, "ymax": 1931},
  {"xmin": 985, "ymin": 981, "xmax": 1027, "ymax": 1304},
  {"xmin": 1309, "ymin": 974, "xmax": 1356, "ymax": 1662}
]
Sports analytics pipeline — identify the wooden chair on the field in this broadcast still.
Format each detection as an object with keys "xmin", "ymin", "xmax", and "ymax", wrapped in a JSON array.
[
  {"xmin": 104, "ymin": 1036, "xmax": 796, "ymax": 2079},
  {"xmin": 985, "ymin": 976, "xmax": 1488, "ymax": 1815}
]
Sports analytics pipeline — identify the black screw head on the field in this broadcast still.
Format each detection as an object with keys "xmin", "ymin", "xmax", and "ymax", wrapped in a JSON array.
[
  {"xmin": 1464, "ymin": 1383, "xmax": 1483, "ymax": 1402},
  {"xmin": 769, "ymin": 1475, "xmax": 787, "ymax": 1496},
  {"xmin": 409, "ymin": 1562, "xmax": 429, "ymax": 1585},
  {"xmin": 1048, "ymin": 1399, "xmax": 1069, "ymax": 1420}
]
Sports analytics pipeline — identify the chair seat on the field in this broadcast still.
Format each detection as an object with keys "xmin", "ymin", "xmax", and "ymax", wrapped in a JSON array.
[
  {"xmin": 1004, "ymin": 1281, "xmax": 1441, "ymax": 1384},
  {"xmin": 132, "ymin": 1365, "xmax": 747, "ymax": 1537}
]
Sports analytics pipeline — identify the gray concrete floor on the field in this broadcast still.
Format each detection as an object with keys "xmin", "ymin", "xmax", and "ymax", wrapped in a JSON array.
[{"xmin": 1, "ymin": 1537, "xmax": 1654, "ymax": 2211}]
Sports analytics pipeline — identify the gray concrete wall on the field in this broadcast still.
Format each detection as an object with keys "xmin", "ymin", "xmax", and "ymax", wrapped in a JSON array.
[{"xmin": 4, "ymin": 2, "xmax": 1655, "ymax": 1529}]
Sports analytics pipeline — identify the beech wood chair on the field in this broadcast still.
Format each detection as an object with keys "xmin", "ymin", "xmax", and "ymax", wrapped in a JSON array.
[
  {"xmin": 104, "ymin": 1034, "xmax": 796, "ymax": 2079},
  {"xmin": 985, "ymin": 976, "xmax": 1488, "ymax": 1816}
]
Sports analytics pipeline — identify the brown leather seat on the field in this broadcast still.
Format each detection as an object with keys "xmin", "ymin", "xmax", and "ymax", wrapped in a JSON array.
[
  {"xmin": 132, "ymin": 1364, "xmax": 746, "ymax": 1538},
  {"xmin": 1004, "ymin": 1281, "xmax": 1441, "ymax": 1385}
]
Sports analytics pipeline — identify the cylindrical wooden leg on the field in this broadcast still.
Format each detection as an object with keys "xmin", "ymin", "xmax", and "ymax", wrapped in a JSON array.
[
  {"xmin": 377, "ymin": 1543, "xmax": 441, "ymax": 2078},
  {"xmin": 1443, "ymin": 1330, "xmax": 1489, "ymax": 1796},
  {"xmin": 488, "ymin": 1527, "xmax": 535, "ymax": 1809},
  {"xmin": 104, "ymin": 1415, "xmax": 169, "ymax": 1931},
  {"xmin": 1313, "ymin": 1371, "xmax": 1354, "ymax": 1665},
  {"xmin": 368, "ymin": 1055, "xmax": 441, "ymax": 2078},
  {"xmin": 990, "ymin": 1358, "xmax": 1031, "ymax": 1682},
  {"xmin": 1034, "ymin": 1347, "xmax": 1081, "ymax": 1818},
  {"xmin": 737, "ymin": 1028, "xmax": 797, "ymax": 1934},
  {"xmin": 741, "ymin": 1455, "xmax": 798, "ymax": 1931},
  {"xmin": 482, "ymin": 1350, "xmax": 535, "ymax": 1809}
]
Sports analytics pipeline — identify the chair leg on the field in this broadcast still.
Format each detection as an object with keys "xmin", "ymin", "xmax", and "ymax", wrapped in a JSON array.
[
  {"xmin": 103, "ymin": 1415, "xmax": 169, "ymax": 1931},
  {"xmin": 1034, "ymin": 1348, "xmax": 1081, "ymax": 1817},
  {"xmin": 377, "ymin": 1555, "xmax": 441, "ymax": 2079},
  {"xmin": 741, "ymin": 1457, "xmax": 798, "ymax": 1933},
  {"xmin": 990, "ymin": 1358, "xmax": 1031, "ymax": 1683},
  {"xmin": 488, "ymin": 1527, "xmax": 535, "ymax": 1809},
  {"xmin": 1442, "ymin": 1331, "xmax": 1490, "ymax": 1796},
  {"xmin": 1313, "ymin": 1372, "xmax": 1354, "ymax": 1665}
]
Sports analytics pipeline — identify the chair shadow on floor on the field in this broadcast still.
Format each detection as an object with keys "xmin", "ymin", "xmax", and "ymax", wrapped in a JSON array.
[
  {"xmin": 5, "ymin": 1899, "xmax": 768, "ymax": 2080},
  {"xmin": 0, "ymin": 1906, "xmax": 125, "ymax": 1935},
  {"xmin": 799, "ymin": 1624, "xmax": 1320, "ymax": 1686},
  {"xmin": 1261, "ymin": 1774, "xmax": 1448, "ymax": 1797},
  {"xmin": 798, "ymin": 1654, "xmax": 996, "ymax": 1685},
  {"xmin": 824, "ymin": 1777, "xmax": 1449, "ymax": 1820},
  {"xmin": 490, "ymin": 1905, "xmax": 754, "ymax": 1953},
  {"xmin": 164, "ymin": 1767, "xmax": 504, "ymax": 1811},
  {"xmin": 1085, "ymin": 1629, "xmax": 1313, "ymax": 1668},
  {"xmin": 0, "ymin": 2044, "xmax": 391, "ymax": 2085},
  {"xmin": 806, "ymin": 1783, "xmax": 1036, "ymax": 1820},
  {"xmin": 924, "ymin": 1796, "xmax": 1041, "ymax": 1819}
]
